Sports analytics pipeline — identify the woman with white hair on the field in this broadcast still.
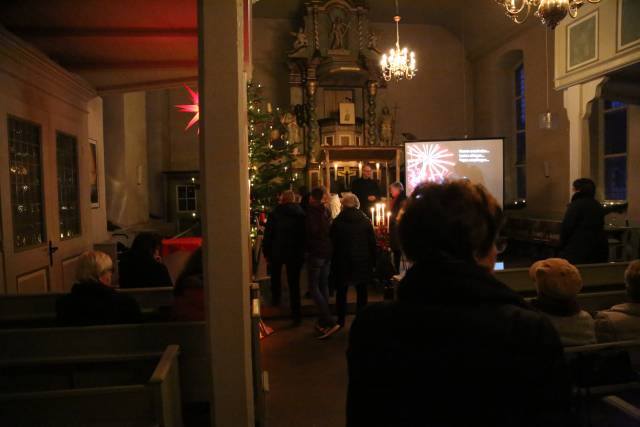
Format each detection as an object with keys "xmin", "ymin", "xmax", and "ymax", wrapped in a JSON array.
[
  {"xmin": 56, "ymin": 251, "xmax": 141, "ymax": 326},
  {"xmin": 330, "ymin": 193, "xmax": 377, "ymax": 328}
]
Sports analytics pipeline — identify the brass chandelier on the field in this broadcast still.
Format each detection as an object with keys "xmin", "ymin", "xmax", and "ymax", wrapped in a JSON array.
[
  {"xmin": 494, "ymin": 0, "xmax": 601, "ymax": 29},
  {"xmin": 380, "ymin": 0, "xmax": 417, "ymax": 81}
]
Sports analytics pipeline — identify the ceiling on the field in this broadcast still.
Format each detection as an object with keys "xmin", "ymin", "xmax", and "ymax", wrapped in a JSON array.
[{"xmin": 0, "ymin": 0, "xmax": 535, "ymax": 93}]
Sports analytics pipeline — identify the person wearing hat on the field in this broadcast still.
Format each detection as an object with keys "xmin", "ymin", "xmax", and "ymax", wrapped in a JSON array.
[
  {"xmin": 529, "ymin": 258, "xmax": 596, "ymax": 346},
  {"xmin": 594, "ymin": 260, "xmax": 640, "ymax": 342}
]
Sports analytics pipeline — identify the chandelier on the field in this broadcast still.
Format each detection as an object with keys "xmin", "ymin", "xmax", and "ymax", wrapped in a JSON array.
[
  {"xmin": 495, "ymin": 0, "xmax": 601, "ymax": 29},
  {"xmin": 380, "ymin": 0, "xmax": 416, "ymax": 81}
]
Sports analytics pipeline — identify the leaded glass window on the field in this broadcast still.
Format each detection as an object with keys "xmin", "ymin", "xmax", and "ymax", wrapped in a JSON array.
[
  {"xmin": 602, "ymin": 101, "xmax": 627, "ymax": 201},
  {"xmin": 7, "ymin": 116, "xmax": 45, "ymax": 250},
  {"xmin": 177, "ymin": 184, "xmax": 197, "ymax": 212},
  {"xmin": 56, "ymin": 132, "xmax": 80, "ymax": 239},
  {"xmin": 514, "ymin": 64, "xmax": 526, "ymax": 199}
]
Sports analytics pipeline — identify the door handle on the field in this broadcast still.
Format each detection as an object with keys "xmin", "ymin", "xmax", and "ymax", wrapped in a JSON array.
[{"xmin": 48, "ymin": 240, "xmax": 59, "ymax": 266}]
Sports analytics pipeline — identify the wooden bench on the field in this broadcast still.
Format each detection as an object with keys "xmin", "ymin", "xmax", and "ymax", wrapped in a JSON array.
[
  {"xmin": 0, "ymin": 345, "xmax": 182, "ymax": 427},
  {"xmin": 0, "ymin": 287, "xmax": 174, "ymax": 328},
  {"xmin": 0, "ymin": 322, "xmax": 210, "ymax": 403},
  {"xmin": 497, "ymin": 261, "xmax": 630, "ymax": 295}
]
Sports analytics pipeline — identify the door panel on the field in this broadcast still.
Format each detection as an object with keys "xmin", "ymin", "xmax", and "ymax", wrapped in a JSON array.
[
  {"xmin": 16, "ymin": 268, "xmax": 48, "ymax": 294},
  {"xmin": 61, "ymin": 255, "xmax": 81, "ymax": 292}
]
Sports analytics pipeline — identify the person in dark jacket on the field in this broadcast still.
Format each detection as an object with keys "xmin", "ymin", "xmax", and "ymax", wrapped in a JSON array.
[
  {"xmin": 560, "ymin": 178, "xmax": 608, "ymax": 264},
  {"xmin": 389, "ymin": 181, "xmax": 407, "ymax": 273},
  {"xmin": 263, "ymin": 190, "xmax": 306, "ymax": 324},
  {"xmin": 350, "ymin": 164, "xmax": 381, "ymax": 217},
  {"xmin": 171, "ymin": 247, "xmax": 204, "ymax": 322},
  {"xmin": 306, "ymin": 187, "xmax": 340, "ymax": 339},
  {"xmin": 347, "ymin": 180, "xmax": 572, "ymax": 427},
  {"xmin": 57, "ymin": 251, "xmax": 141, "ymax": 326},
  {"xmin": 331, "ymin": 194, "xmax": 377, "ymax": 327},
  {"xmin": 119, "ymin": 232, "xmax": 173, "ymax": 288}
]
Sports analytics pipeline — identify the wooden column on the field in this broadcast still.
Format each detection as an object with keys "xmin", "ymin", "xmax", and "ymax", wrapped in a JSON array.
[{"xmin": 199, "ymin": 1, "xmax": 254, "ymax": 426}]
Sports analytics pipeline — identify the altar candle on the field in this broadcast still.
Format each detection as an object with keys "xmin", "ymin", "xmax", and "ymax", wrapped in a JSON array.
[
  {"xmin": 381, "ymin": 204, "xmax": 385, "ymax": 224},
  {"xmin": 333, "ymin": 162, "xmax": 338, "ymax": 181},
  {"xmin": 387, "ymin": 212, "xmax": 391, "ymax": 233},
  {"xmin": 358, "ymin": 162, "xmax": 363, "ymax": 177},
  {"xmin": 370, "ymin": 207, "xmax": 375, "ymax": 224},
  {"xmin": 376, "ymin": 163, "xmax": 380, "ymax": 181}
]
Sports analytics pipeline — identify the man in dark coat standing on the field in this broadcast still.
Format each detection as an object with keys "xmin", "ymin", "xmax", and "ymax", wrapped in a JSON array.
[
  {"xmin": 560, "ymin": 178, "xmax": 608, "ymax": 264},
  {"xmin": 347, "ymin": 181, "xmax": 572, "ymax": 427},
  {"xmin": 350, "ymin": 164, "xmax": 381, "ymax": 217},
  {"xmin": 331, "ymin": 194, "xmax": 377, "ymax": 327},
  {"xmin": 262, "ymin": 190, "xmax": 306, "ymax": 324}
]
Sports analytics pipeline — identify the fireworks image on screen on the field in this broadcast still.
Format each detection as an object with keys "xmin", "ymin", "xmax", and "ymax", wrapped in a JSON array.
[{"xmin": 406, "ymin": 143, "xmax": 456, "ymax": 189}]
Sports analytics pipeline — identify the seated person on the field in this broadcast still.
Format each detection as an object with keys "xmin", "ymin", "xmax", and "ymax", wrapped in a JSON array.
[
  {"xmin": 347, "ymin": 180, "xmax": 572, "ymax": 427},
  {"xmin": 56, "ymin": 251, "xmax": 142, "ymax": 326},
  {"xmin": 529, "ymin": 258, "xmax": 596, "ymax": 346},
  {"xmin": 119, "ymin": 232, "xmax": 173, "ymax": 288},
  {"xmin": 595, "ymin": 260, "xmax": 640, "ymax": 342},
  {"xmin": 171, "ymin": 247, "xmax": 204, "ymax": 321}
]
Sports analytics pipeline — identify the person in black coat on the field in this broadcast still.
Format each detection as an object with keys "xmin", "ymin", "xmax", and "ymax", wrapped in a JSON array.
[
  {"xmin": 262, "ymin": 190, "xmax": 306, "ymax": 324},
  {"xmin": 57, "ymin": 251, "xmax": 141, "ymax": 326},
  {"xmin": 350, "ymin": 164, "xmax": 381, "ymax": 217},
  {"xmin": 331, "ymin": 194, "xmax": 377, "ymax": 327},
  {"xmin": 119, "ymin": 232, "xmax": 173, "ymax": 288},
  {"xmin": 388, "ymin": 181, "xmax": 407, "ymax": 273},
  {"xmin": 560, "ymin": 178, "xmax": 608, "ymax": 264},
  {"xmin": 347, "ymin": 180, "xmax": 572, "ymax": 427}
]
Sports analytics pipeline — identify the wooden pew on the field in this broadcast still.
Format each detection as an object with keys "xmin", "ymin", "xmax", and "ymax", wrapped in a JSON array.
[
  {"xmin": 0, "ymin": 287, "xmax": 174, "ymax": 328},
  {"xmin": 0, "ymin": 322, "xmax": 209, "ymax": 403},
  {"xmin": 0, "ymin": 345, "xmax": 182, "ymax": 427},
  {"xmin": 497, "ymin": 261, "xmax": 630, "ymax": 295}
]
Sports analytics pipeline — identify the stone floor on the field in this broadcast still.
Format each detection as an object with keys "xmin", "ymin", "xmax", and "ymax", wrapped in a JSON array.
[{"xmin": 261, "ymin": 316, "xmax": 354, "ymax": 427}]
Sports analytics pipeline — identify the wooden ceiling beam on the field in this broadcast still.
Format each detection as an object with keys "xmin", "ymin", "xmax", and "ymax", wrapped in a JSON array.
[{"xmin": 9, "ymin": 27, "xmax": 198, "ymax": 38}]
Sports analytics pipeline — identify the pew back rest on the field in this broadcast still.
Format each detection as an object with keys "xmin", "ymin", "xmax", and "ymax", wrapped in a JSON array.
[
  {"xmin": 0, "ymin": 287, "xmax": 174, "ymax": 326},
  {"xmin": 0, "ymin": 322, "xmax": 209, "ymax": 403},
  {"xmin": 0, "ymin": 345, "xmax": 183, "ymax": 427},
  {"xmin": 497, "ymin": 261, "xmax": 630, "ymax": 295}
]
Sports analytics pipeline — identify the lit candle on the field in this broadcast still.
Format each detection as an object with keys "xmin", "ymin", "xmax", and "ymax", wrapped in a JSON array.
[
  {"xmin": 381, "ymin": 204, "xmax": 385, "ymax": 225},
  {"xmin": 376, "ymin": 162, "xmax": 380, "ymax": 181},
  {"xmin": 266, "ymin": 102, "xmax": 272, "ymax": 113},
  {"xmin": 358, "ymin": 162, "xmax": 363, "ymax": 177},
  {"xmin": 370, "ymin": 207, "xmax": 375, "ymax": 224},
  {"xmin": 387, "ymin": 212, "xmax": 391, "ymax": 233},
  {"xmin": 334, "ymin": 162, "xmax": 338, "ymax": 181}
]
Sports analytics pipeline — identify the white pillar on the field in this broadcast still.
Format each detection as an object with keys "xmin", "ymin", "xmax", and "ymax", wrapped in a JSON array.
[
  {"xmin": 199, "ymin": 1, "xmax": 254, "ymax": 426},
  {"xmin": 563, "ymin": 77, "xmax": 605, "ymax": 192}
]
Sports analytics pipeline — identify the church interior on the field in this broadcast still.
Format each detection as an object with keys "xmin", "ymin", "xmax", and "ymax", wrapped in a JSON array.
[{"xmin": 0, "ymin": 0, "xmax": 640, "ymax": 426}]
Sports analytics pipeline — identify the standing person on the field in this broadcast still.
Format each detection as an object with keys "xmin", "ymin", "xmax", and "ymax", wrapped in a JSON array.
[
  {"xmin": 389, "ymin": 181, "xmax": 407, "ymax": 273},
  {"xmin": 263, "ymin": 190, "xmax": 306, "ymax": 325},
  {"xmin": 56, "ymin": 251, "xmax": 141, "ymax": 326},
  {"xmin": 560, "ymin": 178, "xmax": 608, "ymax": 264},
  {"xmin": 347, "ymin": 180, "xmax": 572, "ymax": 427},
  {"xmin": 350, "ymin": 164, "xmax": 381, "ymax": 217},
  {"xmin": 171, "ymin": 247, "xmax": 204, "ymax": 322},
  {"xmin": 331, "ymin": 194, "xmax": 377, "ymax": 328},
  {"xmin": 306, "ymin": 187, "xmax": 341, "ymax": 339},
  {"xmin": 119, "ymin": 232, "xmax": 173, "ymax": 288}
]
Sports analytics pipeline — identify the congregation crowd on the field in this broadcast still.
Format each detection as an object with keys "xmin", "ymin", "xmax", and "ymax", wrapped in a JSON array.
[{"xmin": 51, "ymin": 163, "xmax": 640, "ymax": 426}]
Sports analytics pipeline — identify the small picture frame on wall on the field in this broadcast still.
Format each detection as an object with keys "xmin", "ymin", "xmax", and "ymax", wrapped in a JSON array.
[
  {"xmin": 618, "ymin": 0, "xmax": 640, "ymax": 51},
  {"xmin": 89, "ymin": 139, "xmax": 99, "ymax": 208},
  {"xmin": 567, "ymin": 11, "xmax": 599, "ymax": 71},
  {"xmin": 339, "ymin": 102, "xmax": 356, "ymax": 125}
]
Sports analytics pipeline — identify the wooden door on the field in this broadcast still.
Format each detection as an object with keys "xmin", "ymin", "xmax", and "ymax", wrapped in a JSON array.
[
  {"xmin": 1, "ymin": 110, "xmax": 91, "ymax": 294},
  {"xmin": 0, "ymin": 115, "xmax": 54, "ymax": 294}
]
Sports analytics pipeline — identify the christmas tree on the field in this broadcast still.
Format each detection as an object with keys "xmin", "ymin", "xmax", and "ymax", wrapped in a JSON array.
[{"xmin": 248, "ymin": 81, "xmax": 302, "ymax": 239}]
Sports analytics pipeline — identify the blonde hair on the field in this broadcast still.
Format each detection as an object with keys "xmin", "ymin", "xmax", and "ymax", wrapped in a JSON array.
[
  {"xmin": 625, "ymin": 260, "xmax": 640, "ymax": 302},
  {"xmin": 76, "ymin": 251, "xmax": 113, "ymax": 282},
  {"xmin": 341, "ymin": 193, "xmax": 360, "ymax": 209}
]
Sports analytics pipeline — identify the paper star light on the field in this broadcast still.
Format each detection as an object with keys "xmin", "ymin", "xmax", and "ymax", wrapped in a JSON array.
[
  {"xmin": 406, "ymin": 143, "xmax": 456, "ymax": 188},
  {"xmin": 176, "ymin": 84, "xmax": 199, "ymax": 132}
]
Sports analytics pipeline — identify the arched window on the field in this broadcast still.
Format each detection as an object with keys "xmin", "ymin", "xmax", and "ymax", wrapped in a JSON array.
[{"xmin": 601, "ymin": 100, "xmax": 628, "ymax": 201}]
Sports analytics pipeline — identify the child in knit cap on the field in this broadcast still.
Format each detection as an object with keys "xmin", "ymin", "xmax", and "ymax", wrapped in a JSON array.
[
  {"xmin": 529, "ymin": 258, "xmax": 596, "ymax": 346},
  {"xmin": 594, "ymin": 260, "xmax": 640, "ymax": 342}
]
